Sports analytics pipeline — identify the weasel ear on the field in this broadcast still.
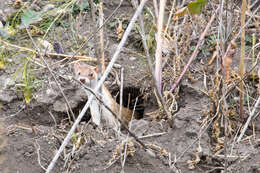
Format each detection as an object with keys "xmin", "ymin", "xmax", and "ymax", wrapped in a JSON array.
[
  {"xmin": 93, "ymin": 67, "xmax": 99, "ymax": 73},
  {"xmin": 74, "ymin": 62, "xmax": 79, "ymax": 69}
]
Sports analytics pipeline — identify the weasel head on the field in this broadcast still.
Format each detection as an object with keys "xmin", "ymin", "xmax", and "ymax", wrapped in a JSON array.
[{"xmin": 74, "ymin": 63, "xmax": 99, "ymax": 88}]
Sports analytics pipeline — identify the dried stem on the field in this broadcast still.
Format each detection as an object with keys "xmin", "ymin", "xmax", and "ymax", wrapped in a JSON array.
[
  {"xmin": 98, "ymin": 2, "xmax": 106, "ymax": 73},
  {"xmin": 152, "ymin": 0, "xmax": 159, "ymax": 20},
  {"xmin": 239, "ymin": 0, "xmax": 246, "ymax": 119},
  {"xmin": 89, "ymin": 0, "xmax": 99, "ymax": 59},
  {"xmin": 0, "ymin": 39, "xmax": 97, "ymax": 61},
  {"xmin": 154, "ymin": 0, "xmax": 166, "ymax": 93},
  {"xmin": 237, "ymin": 96, "xmax": 260, "ymax": 142}
]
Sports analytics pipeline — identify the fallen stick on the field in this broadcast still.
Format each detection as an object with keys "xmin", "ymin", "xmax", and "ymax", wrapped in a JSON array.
[{"xmin": 0, "ymin": 39, "xmax": 97, "ymax": 61}]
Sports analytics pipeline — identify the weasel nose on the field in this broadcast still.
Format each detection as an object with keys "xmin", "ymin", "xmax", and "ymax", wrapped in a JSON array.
[{"xmin": 80, "ymin": 78, "xmax": 85, "ymax": 83}]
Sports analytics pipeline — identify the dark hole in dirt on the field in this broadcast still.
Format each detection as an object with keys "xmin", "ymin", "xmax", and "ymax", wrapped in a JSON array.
[
  {"xmin": 73, "ymin": 101, "xmax": 91, "ymax": 122},
  {"xmin": 111, "ymin": 86, "xmax": 144, "ymax": 119},
  {"xmin": 73, "ymin": 87, "xmax": 144, "ymax": 122}
]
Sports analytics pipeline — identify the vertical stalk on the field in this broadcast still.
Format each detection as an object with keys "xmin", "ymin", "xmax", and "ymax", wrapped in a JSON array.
[
  {"xmin": 155, "ymin": 0, "xmax": 166, "ymax": 93},
  {"xmin": 251, "ymin": 33, "xmax": 256, "ymax": 81},
  {"xmin": 240, "ymin": 0, "xmax": 246, "ymax": 119},
  {"xmin": 98, "ymin": 2, "xmax": 106, "ymax": 73},
  {"xmin": 89, "ymin": 0, "xmax": 100, "ymax": 68}
]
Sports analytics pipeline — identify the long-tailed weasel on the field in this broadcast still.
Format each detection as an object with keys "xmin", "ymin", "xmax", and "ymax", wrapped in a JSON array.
[{"xmin": 74, "ymin": 63, "xmax": 138, "ymax": 127}]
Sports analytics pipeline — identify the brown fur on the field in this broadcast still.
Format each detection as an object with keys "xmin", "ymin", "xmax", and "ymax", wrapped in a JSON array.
[{"xmin": 101, "ymin": 81, "xmax": 138, "ymax": 126}]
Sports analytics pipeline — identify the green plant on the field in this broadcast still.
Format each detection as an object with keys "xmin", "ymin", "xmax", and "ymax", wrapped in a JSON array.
[
  {"xmin": 15, "ymin": 57, "xmax": 38, "ymax": 103},
  {"xmin": 72, "ymin": 134, "xmax": 78, "ymax": 144},
  {"xmin": 70, "ymin": 2, "xmax": 90, "ymax": 15},
  {"xmin": 0, "ymin": 48, "xmax": 10, "ymax": 69}
]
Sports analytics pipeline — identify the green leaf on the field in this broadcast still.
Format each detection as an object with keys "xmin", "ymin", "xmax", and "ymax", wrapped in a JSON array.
[
  {"xmin": 0, "ymin": 28, "xmax": 10, "ymax": 38},
  {"xmin": 187, "ymin": 0, "xmax": 208, "ymax": 15},
  {"xmin": 245, "ymin": 35, "xmax": 252, "ymax": 43},
  {"xmin": 20, "ymin": 9, "xmax": 42, "ymax": 28},
  {"xmin": 79, "ymin": 2, "xmax": 89, "ymax": 11},
  {"xmin": 24, "ymin": 89, "xmax": 31, "ymax": 103},
  {"xmin": 0, "ymin": 61, "xmax": 4, "ymax": 69},
  {"xmin": 190, "ymin": 46, "xmax": 196, "ymax": 51}
]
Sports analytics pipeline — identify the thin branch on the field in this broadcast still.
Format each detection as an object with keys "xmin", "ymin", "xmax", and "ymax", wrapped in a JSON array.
[
  {"xmin": 237, "ymin": 96, "xmax": 260, "ymax": 142},
  {"xmin": 119, "ymin": 68, "xmax": 124, "ymax": 129},
  {"xmin": 152, "ymin": 0, "xmax": 159, "ymax": 19},
  {"xmin": 34, "ymin": 139, "xmax": 47, "ymax": 171},
  {"xmin": 0, "ymin": 39, "xmax": 97, "ymax": 61}
]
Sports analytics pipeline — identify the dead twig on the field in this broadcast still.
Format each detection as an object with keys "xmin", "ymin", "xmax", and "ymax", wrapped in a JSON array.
[
  {"xmin": 0, "ymin": 39, "xmax": 97, "ymax": 61},
  {"xmin": 138, "ymin": 132, "xmax": 166, "ymax": 139},
  {"xmin": 121, "ymin": 98, "xmax": 138, "ymax": 173},
  {"xmin": 119, "ymin": 68, "xmax": 124, "ymax": 131},
  {"xmin": 237, "ymin": 96, "xmax": 260, "ymax": 142},
  {"xmin": 48, "ymin": 111, "xmax": 57, "ymax": 129},
  {"xmin": 34, "ymin": 139, "xmax": 47, "ymax": 171}
]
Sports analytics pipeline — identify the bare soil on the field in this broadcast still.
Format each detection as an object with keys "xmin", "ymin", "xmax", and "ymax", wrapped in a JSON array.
[{"xmin": 0, "ymin": 0, "xmax": 260, "ymax": 173}]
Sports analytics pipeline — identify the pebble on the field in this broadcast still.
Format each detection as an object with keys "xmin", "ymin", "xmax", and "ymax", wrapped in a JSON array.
[
  {"xmin": 3, "ymin": 78, "xmax": 15, "ymax": 89},
  {"xmin": 129, "ymin": 56, "xmax": 136, "ymax": 61},
  {"xmin": 42, "ymin": 4, "xmax": 55, "ymax": 12},
  {"xmin": 113, "ymin": 64, "xmax": 121, "ymax": 68},
  {"xmin": 0, "ymin": 90, "xmax": 16, "ymax": 103}
]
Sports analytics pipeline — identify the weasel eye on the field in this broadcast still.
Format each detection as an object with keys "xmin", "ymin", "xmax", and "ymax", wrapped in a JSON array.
[
  {"xmin": 88, "ymin": 73, "xmax": 93, "ymax": 77},
  {"xmin": 78, "ymin": 72, "xmax": 81, "ymax": 75}
]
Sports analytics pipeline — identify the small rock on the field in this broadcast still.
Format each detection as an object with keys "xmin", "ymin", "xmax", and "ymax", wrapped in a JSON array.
[
  {"xmin": 42, "ymin": 4, "xmax": 55, "ymax": 12},
  {"xmin": 53, "ymin": 99, "xmax": 78, "ymax": 112},
  {"xmin": 0, "ymin": 28, "xmax": 9, "ymax": 39},
  {"xmin": 35, "ymin": 90, "xmax": 56, "ymax": 104},
  {"xmin": 3, "ymin": 78, "xmax": 15, "ymax": 89},
  {"xmin": 46, "ymin": 88, "xmax": 57, "ymax": 97},
  {"xmin": 0, "ymin": 90, "xmax": 16, "ymax": 103},
  {"xmin": 113, "ymin": 64, "xmax": 121, "ymax": 68},
  {"xmin": 30, "ymin": 4, "xmax": 41, "ymax": 11},
  {"xmin": 59, "ymin": 69, "xmax": 66, "ymax": 75},
  {"xmin": 131, "ymin": 119, "xmax": 149, "ymax": 136},
  {"xmin": 129, "ymin": 56, "xmax": 136, "ymax": 61},
  {"xmin": 53, "ymin": 100, "xmax": 65, "ymax": 112},
  {"xmin": 174, "ymin": 118, "xmax": 186, "ymax": 129}
]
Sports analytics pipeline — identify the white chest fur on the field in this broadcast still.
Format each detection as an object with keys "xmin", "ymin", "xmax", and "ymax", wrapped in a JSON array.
[{"xmin": 84, "ymin": 86, "xmax": 118, "ymax": 127}]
